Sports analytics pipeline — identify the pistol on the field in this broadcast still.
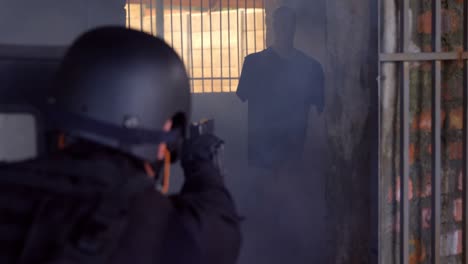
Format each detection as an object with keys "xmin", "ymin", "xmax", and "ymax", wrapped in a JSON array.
[
  {"xmin": 189, "ymin": 119, "xmax": 215, "ymax": 138},
  {"xmin": 189, "ymin": 119, "xmax": 224, "ymax": 173}
]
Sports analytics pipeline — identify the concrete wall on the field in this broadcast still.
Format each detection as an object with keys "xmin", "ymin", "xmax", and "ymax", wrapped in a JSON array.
[
  {"xmin": 323, "ymin": 0, "xmax": 377, "ymax": 262},
  {"xmin": 0, "ymin": 0, "xmax": 126, "ymax": 45}
]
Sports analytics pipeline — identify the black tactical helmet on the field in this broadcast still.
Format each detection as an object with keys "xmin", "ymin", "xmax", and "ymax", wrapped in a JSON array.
[{"xmin": 45, "ymin": 26, "xmax": 191, "ymax": 162}]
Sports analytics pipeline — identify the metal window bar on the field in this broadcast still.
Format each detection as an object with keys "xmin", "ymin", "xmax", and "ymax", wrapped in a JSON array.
[
  {"xmin": 399, "ymin": 2, "xmax": 410, "ymax": 264},
  {"xmin": 140, "ymin": 0, "xmax": 144, "ymax": 31},
  {"xmin": 209, "ymin": 2, "xmax": 214, "ymax": 91},
  {"xmin": 156, "ymin": 0, "xmax": 164, "ymax": 38},
  {"xmin": 127, "ymin": 0, "xmax": 131, "ymax": 27},
  {"xmin": 377, "ymin": 0, "xmax": 382, "ymax": 261},
  {"xmin": 170, "ymin": 0, "xmax": 174, "ymax": 46},
  {"xmin": 228, "ymin": 0, "xmax": 232, "ymax": 90},
  {"xmin": 431, "ymin": 0, "xmax": 442, "ymax": 263},
  {"xmin": 155, "ymin": 1, "xmax": 159, "ymax": 35},
  {"xmin": 262, "ymin": 0, "xmax": 265, "ymax": 47},
  {"xmin": 150, "ymin": 0, "xmax": 154, "ymax": 35},
  {"xmin": 201, "ymin": 0, "xmax": 205, "ymax": 92},
  {"xmin": 253, "ymin": 0, "xmax": 256, "ymax": 52},
  {"xmin": 188, "ymin": 1, "xmax": 194, "ymax": 90},
  {"xmin": 244, "ymin": 0, "xmax": 248, "ymax": 56},
  {"xmin": 464, "ymin": 0, "xmax": 468, "ymax": 263},
  {"xmin": 240, "ymin": 10, "xmax": 245, "ymax": 62},
  {"xmin": 237, "ymin": 0, "xmax": 241, "ymax": 77},
  {"xmin": 379, "ymin": 0, "xmax": 468, "ymax": 263},
  {"xmin": 380, "ymin": 52, "xmax": 468, "ymax": 61},
  {"xmin": 220, "ymin": 0, "xmax": 223, "ymax": 92},
  {"xmin": 127, "ymin": 0, "xmax": 266, "ymax": 93},
  {"xmin": 192, "ymin": 77, "xmax": 236, "ymax": 80},
  {"xmin": 179, "ymin": 0, "xmax": 184, "ymax": 61}
]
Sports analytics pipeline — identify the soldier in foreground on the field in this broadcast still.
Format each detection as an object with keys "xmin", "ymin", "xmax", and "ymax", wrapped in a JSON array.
[{"xmin": 0, "ymin": 27, "xmax": 241, "ymax": 264}]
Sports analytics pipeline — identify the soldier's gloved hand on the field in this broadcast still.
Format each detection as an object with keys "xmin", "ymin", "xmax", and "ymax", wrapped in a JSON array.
[{"xmin": 181, "ymin": 134, "xmax": 224, "ymax": 170}]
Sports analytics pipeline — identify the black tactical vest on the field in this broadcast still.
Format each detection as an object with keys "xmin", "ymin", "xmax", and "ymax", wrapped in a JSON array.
[{"xmin": 0, "ymin": 153, "xmax": 152, "ymax": 264}]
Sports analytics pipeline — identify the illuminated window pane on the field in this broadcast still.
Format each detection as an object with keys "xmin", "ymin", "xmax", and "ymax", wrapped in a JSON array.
[{"xmin": 125, "ymin": 1, "xmax": 266, "ymax": 93}]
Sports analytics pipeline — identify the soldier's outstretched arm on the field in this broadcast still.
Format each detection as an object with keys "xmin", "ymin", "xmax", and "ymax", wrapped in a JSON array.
[{"xmin": 169, "ymin": 134, "xmax": 242, "ymax": 264}]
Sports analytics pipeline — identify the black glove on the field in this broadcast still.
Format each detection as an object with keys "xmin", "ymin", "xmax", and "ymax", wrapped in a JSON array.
[{"xmin": 181, "ymin": 134, "xmax": 224, "ymax": 170}]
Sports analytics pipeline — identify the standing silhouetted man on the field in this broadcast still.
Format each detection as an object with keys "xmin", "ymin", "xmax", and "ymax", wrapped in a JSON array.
[
  {"xmin": 237, "ymin": 6, "xmax": 324, "ymax": 173},
  {"xmin": 236, "ymin": 6, "xmax": 325, "ymax": 264}
]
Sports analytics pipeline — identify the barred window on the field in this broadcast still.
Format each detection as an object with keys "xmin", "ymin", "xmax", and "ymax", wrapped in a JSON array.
[{"xmin": 125, "ymin": 0, "xmax": 266, "ymax": 93}]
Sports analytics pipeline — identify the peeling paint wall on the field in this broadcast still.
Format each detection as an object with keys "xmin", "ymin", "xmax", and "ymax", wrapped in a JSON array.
[{"xmin": 324, "ymin": 0, "xmax": 375, "ymax": 263}]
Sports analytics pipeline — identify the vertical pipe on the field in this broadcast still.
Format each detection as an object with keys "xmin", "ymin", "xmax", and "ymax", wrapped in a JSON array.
[
  {"xmin": 237, "ymin": 0, "xmax": 241, "ymax": 77},
  {"xmin": 400, "ymin": 0, "xmax": 410, "ymax": 264},
  {"xmin": 244, "ymin": 0, "xmax": 248, "ymax": 55},
  {"xmin": 156, "ymin": 0, "xmax": 165, "ymax": 38},
  {"xmin": 253, "ymin": 0, "xmax": 257, "ymax": 52},
  {"xmin": 201, "ymin": 0, "xmax": 205, "ymax": 92},
  {"xmin": 171, "ymin": 0, "xmax": 174, "ymax": 46},
  {"xmin": 228, "ymin": 0, "xmax": 232, "ymax": 90},
  {"xmin": 180, "ymin": 0, "xmax": 184, "ymax": 61},
  {"xmin": 150, "ymin": 0, "xmax": 154, "ymax": 35},
  {"xmin": 463, "ymin": 0, "xmax": 468, "ymax": 263},
  {"xmin": 220, "ymin": 0, "xmax": 223, "ymax": 92},
  {"xmin": 140, "ymin": 0, "xmax": 144, "ymax": 31},
  {"xmin": 432, "ymin": 1, "xmax": 442, "ymax": 264},
  {"xmin": 189, "ymin": 1, "xmax": 194, "ymax": 90}
]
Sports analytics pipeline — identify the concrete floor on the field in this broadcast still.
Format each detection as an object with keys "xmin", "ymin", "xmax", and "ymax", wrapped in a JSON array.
[{"xmin": 234, "ymin": 116, "xmax": 327, "ymax": 264}]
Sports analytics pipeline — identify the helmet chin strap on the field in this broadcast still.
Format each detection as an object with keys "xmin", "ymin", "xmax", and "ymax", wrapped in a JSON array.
[
  {"xmin": 161, "ymin": 150, "xmax": 171, "ymax": 194},
  {"xmin": 57, "ymin": 133, "xmax": 67, "ymax": 150},
  {"xmin": 144, "ymin": 147, "xmax": 171, "ymax": 195}
]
